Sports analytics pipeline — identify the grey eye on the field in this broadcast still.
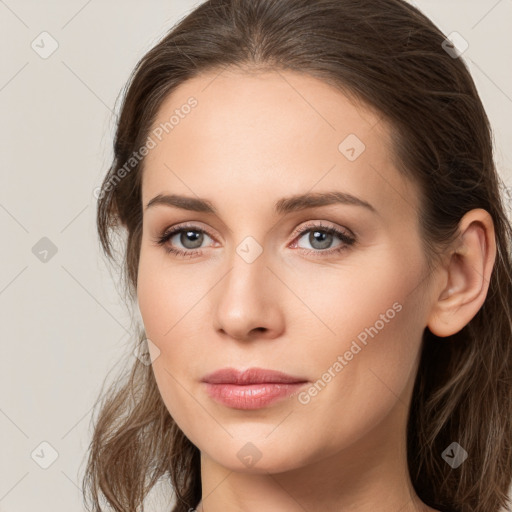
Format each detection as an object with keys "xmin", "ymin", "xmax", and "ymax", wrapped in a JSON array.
[
  {"xmin": 171, "ymin": 230, "xmax": 210, "ymax": 249},
  {"xmin": 297, "ymin": 230, "xmax": 342, "ymax": 251}
]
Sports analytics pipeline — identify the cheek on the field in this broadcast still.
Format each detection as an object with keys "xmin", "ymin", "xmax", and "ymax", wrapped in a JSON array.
[
  {"xmin": 282, "ymin": 247, "xmax": 421, "ymax": 350},
  {"xmin": 137, "ymin": 248, "xmax": 205, "ymax": 341},
  {"xmin": 136, "ymin": 251, "xmax": 209, "ymax": 418},
  {"xmin": 291, "ymin": 247, "xmax": 426, "ymax": 392},
  {"xmin": 290, "ymin": 279, "xmax": 425, "ymax": 457}
]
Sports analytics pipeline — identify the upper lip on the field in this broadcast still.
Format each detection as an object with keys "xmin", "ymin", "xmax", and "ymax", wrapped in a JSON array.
[{"xmin": 201, "ymin": 367, "xmax": 308, "ymax": 385}]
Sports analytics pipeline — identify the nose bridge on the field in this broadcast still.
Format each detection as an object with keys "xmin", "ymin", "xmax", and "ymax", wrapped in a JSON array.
[
  {"xmin": 213, "ymin": 235, "xmax": 283, "ymax": 339},
  {"xmin": 223, "ymin": 237, "xmax": 270, "ymax": 305}
]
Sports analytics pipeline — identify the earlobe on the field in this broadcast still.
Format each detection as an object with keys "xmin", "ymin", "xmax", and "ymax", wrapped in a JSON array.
[{"xmin": 426, "ymin": 208, "xmax": 496, "ymax": 338}]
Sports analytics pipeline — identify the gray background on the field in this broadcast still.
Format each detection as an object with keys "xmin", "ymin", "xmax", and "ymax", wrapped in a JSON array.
[{"xmin": 1, "ymin": 0, "xmax": 511, "ymax": 510}]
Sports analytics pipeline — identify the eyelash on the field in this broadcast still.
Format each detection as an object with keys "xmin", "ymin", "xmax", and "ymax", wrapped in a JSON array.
[{"xmin": 153, "ymin": 221, "xmax": 356, "ymax": 259}]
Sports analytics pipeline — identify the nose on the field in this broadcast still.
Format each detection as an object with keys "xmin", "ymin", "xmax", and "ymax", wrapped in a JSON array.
[{"xmin": 212, "ymin": 249, "xmax": 285, "ymax": 342}]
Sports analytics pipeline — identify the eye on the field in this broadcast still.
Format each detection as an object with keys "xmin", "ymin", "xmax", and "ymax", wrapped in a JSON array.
[
  {"xmin": 290, "ymin": 221, "xmax": 356, "ymax": 256},
  {"xmin": 152, "ymin": 221, "xmax": 357, "ymax": 258},
  {"xmin": 153, "ymin": 224, "xmax": 215, "ymax": 258}
]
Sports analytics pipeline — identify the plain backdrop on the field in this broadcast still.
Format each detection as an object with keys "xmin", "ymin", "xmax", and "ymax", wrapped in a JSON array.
[{"xmin": 1, "ymin": 1, "xmax": 511, "ymax": 511}]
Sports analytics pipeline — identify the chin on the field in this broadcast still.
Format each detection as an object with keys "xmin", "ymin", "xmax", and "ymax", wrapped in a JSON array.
[{"xmin": 196, "ymin": 432, "xmax": 322, "ymax": 474}]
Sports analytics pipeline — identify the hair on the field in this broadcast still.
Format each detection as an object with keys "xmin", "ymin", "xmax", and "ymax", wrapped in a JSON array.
[{"xmin": 82, "ymin": 0, "xmax": 512, "ymax": 511}]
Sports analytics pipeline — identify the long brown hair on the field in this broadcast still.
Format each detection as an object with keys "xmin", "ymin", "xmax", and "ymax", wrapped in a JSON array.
[{"xmin": 83, "ymin": 1, "xmax": 512, "ymax": 511}]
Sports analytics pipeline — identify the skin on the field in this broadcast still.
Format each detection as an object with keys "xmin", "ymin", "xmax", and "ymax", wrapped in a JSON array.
[{"xmin": 136, "ymin": 68, "xmax": 496, "ymax": 512}]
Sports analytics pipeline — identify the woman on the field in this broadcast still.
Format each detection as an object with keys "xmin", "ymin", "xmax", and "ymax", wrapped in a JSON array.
[{"xmin": 83, "ymin": 0, "xmax": 512, "ymax": 511}]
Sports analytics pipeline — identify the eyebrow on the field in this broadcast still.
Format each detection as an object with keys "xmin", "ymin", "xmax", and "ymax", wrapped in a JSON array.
[{"xmin": 145, "ymin": 191, "xmax": 378, "ymax": 215}]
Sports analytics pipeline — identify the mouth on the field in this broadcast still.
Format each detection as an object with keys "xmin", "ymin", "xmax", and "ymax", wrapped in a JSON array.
[{"xmin": 201, "ymin": 367, "xmax": 309, "ymax": 410}]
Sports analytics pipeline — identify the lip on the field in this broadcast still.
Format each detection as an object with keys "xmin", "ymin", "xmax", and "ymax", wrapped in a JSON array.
[
  {"xmin": 201, "ymin": 367, "xmax": 309, "ymax": 410},
  {"xmin": 202, "ymin": 367, "xmax": 307, "ymax": 385}
]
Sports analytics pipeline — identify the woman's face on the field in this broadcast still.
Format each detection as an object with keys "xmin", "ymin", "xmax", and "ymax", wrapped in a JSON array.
[{"xmin": 137, "ymin": 69, "xmax": 435, "ymax": 474}]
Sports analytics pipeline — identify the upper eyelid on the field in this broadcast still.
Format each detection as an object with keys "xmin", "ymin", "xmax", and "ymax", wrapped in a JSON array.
[{"xmin": 164, "ymin": 223, "xmax": 216, "ymax": 240}]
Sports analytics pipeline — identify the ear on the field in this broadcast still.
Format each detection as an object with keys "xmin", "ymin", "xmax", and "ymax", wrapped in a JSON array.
[{"xmin": 426, "ymin": 208, "xmax": 496, "ymax": 338}]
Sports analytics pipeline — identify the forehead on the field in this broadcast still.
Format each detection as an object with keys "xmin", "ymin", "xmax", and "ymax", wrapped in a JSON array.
[{"xmin": 141, "ymin": 68, "xmax": 418, "ymax": 221}]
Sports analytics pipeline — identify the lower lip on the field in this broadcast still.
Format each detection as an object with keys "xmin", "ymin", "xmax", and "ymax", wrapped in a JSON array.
[{"xmin": 203, "ymin": 382, "xmax": 307, "ymax": 409}]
